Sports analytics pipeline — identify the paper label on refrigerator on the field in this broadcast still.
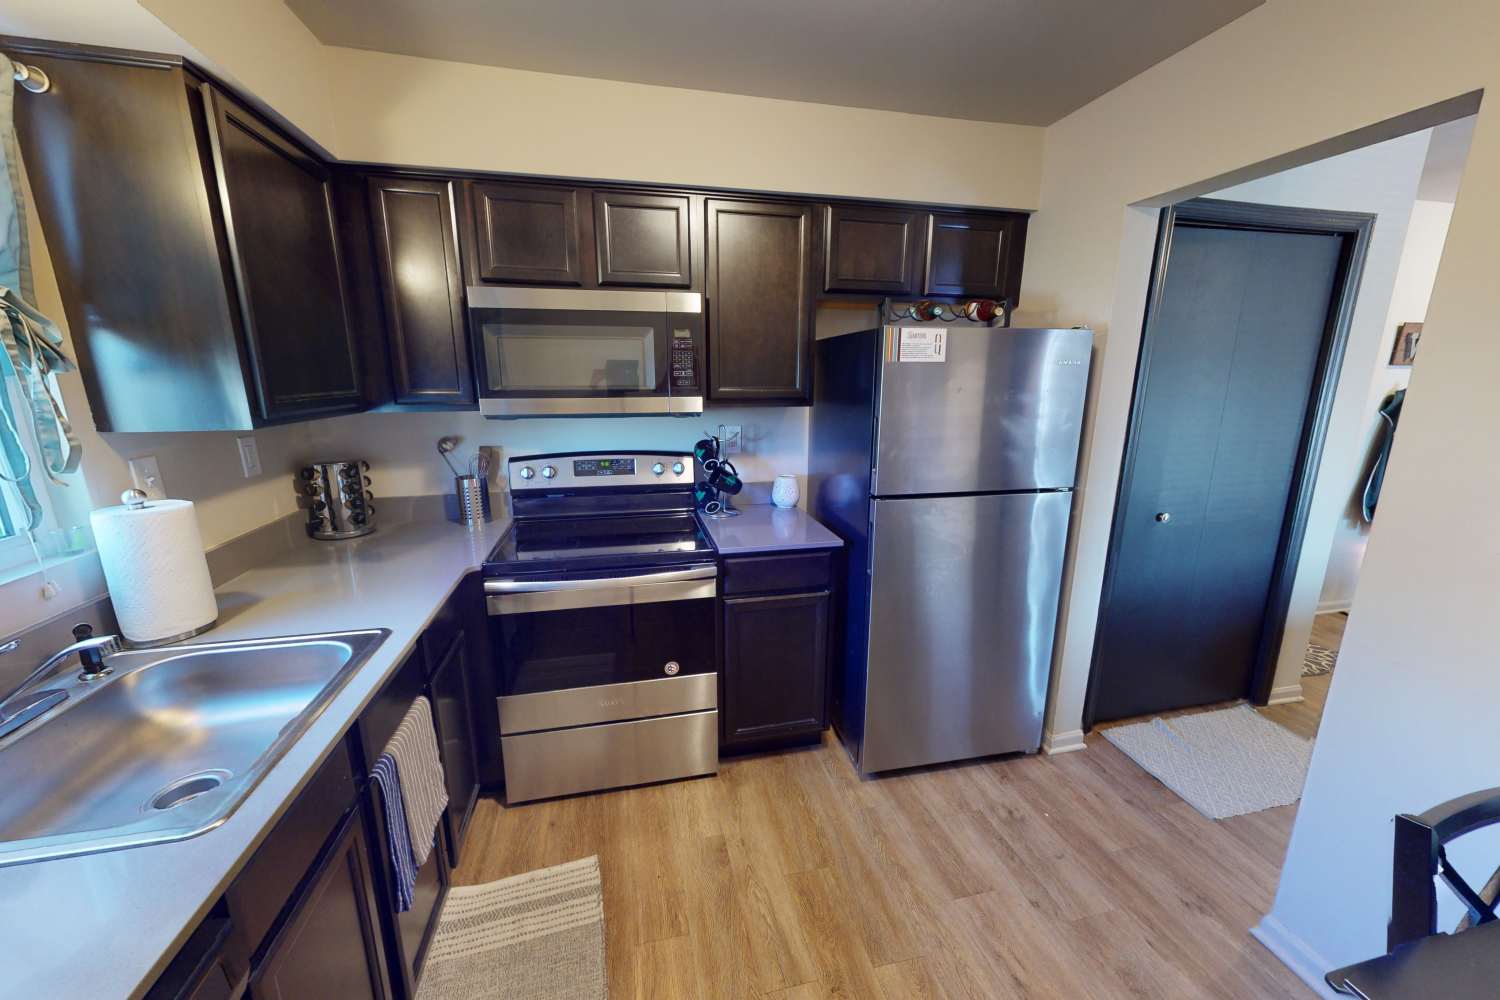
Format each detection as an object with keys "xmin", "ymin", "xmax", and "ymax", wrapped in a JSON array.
[{"xmin": 898, "ymin": 327, "xmax": 946, "ymax": 362}]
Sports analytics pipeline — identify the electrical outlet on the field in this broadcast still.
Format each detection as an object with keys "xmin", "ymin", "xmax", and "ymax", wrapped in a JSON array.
[
  {"xmin": 128, "ymin": 455, "xmax": 166, "ymax": 500},
  {"xmin": 236, "ymin": 435, "xmax": 262, "ymax": 478},
  {"xmin": 723, "ymin": 424, "xmax": 743, "ymax": 454}
]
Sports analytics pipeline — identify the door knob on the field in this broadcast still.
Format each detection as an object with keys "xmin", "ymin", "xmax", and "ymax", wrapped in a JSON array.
[{"xmin": 1155, "ymin": 512, "xmax": 1172, "ymax": 523}]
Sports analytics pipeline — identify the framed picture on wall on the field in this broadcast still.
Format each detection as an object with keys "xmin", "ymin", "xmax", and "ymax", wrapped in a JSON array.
[{"xmin": 1390, "ymin": 322, "xmax": 1422, "ymax": 366}]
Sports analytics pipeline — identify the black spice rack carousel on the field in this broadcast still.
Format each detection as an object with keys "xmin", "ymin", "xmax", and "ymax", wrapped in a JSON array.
[{"xmin": 692, "ymin": 433, "xmax": 743, "ymax": 517}]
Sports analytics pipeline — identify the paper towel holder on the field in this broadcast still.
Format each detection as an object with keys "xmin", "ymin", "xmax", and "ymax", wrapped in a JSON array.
[{"xmin": 102, "ymin": 489, "xmax": 219, "ymax": 648}]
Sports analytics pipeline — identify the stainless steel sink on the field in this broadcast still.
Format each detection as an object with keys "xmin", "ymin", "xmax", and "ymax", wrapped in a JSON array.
[{"xmin": 0, "ymin": 629, "xmax": 388, "ymax": 868}]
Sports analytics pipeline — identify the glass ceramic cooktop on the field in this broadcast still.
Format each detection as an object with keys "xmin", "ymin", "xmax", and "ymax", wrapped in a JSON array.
[{"xmin": 487, "ymin": 512, "xmax": 713, "ymax": 570}]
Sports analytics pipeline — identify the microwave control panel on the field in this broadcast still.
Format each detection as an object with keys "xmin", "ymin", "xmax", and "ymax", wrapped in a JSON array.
[{"xmin": 671, "ymin": 329, "xmax": 698, "ymax": 389}]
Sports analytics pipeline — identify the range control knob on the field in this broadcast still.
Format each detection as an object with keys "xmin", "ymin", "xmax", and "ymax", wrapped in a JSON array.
[
  {"xmin": 671, "ymin": 461, "xmax": 685, "ymax": 475},
  {"xmin": 541, "ymin": 465, "xmax": 557, "ymax": 479},
  {"xmin": 651, "ymin": 462, "xmax": 665, "ymax": 476},
  {"xmin": 518, "ymin": 466, "xmax": 535, "ymax": 480}
]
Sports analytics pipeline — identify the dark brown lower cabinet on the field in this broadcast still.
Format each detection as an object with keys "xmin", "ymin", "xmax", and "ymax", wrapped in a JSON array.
[
  {"xmin": 249, "ymin": 809, "xmax": 391, "ymax": 1000},
  {"xmin": 720, "ymin": 589, "xmax": 831, "ymax": 752},
  {"xmin": 427, "ymin": 630, "xmax": 479, "ymax": 866}
]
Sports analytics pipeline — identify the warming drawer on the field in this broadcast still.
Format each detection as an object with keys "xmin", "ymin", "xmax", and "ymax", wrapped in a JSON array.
[{"xmin": 500, "ymin": 710, "xmax": 718, "ymax": 803}]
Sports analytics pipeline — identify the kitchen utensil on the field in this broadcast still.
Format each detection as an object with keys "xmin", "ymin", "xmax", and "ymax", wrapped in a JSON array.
[
  {"xmin": 299, "ymin": 461, "xmax": 376, "ymax": 540},
  {"xmin": 437, "ymin": 437, "xmax": 462, "ymax": 477}
]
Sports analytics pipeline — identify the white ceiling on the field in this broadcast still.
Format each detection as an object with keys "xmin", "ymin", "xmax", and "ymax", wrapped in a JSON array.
[{"xmin": 285, "ymin": 0, "xmax": 1262, "ymax": 126}]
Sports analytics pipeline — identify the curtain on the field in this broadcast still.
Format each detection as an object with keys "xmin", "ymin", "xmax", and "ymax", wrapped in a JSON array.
[{"xmin": 0, "ymin": 54, "xmax": 80, "ymax": 538}]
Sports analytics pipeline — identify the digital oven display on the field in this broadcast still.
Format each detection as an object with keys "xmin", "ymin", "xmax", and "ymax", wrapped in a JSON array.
[{"xmin": 573, "ymin": 458, "xmax": 636, "ymax": 477}]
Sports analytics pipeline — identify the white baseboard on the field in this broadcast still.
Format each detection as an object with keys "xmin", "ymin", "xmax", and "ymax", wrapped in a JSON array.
[
  {"xmin": 1250, "ymin": 914, "xmax": 1341, "ymax": 999},
  {"xmin": 1042, "ymin": 729, "xmax": 1087, "ymax": 755},
  {"xmin": 1267, "ymin": 683, "xmax": 1305, "ymax": 706},
  {"xmin": 1316, "ymin": 601, "xmax": 1351, "ymax": 614}
]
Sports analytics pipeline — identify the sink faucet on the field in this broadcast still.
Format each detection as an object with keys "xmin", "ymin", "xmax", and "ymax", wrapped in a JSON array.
[{"xmin": 0, "ymin": 624, "xmax": 122, "ymax": 739}]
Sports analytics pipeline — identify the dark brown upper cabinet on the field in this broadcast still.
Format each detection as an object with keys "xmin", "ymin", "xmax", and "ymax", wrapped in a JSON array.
[
  {"xmin": 823, "ymin": 204, "xmax": 920, "ymax": 295},
  {"xmin": 202, "ymin": 86, "xmax": 362, "ymax": 422},
  {"xmin": 470, "ymin": 181, "xmax": 583, "ymax": 285},
  {"xmin": 593, "ymin": 190, "xmax": 691, "ymax": 287},
  {"xmin": 706, "ymin": 198, "xmax": 816, "ymax": 404},
  {"xmin": 367, "ymin": 176, "xmax": 474, "ymax": 406},
  {"xmin": 923, "ymin": 210, "xmax": 1028, "ymax": 302},
  {"xmin": 9, "ymin": 41, "xmax": 365, "ymax": 430}
]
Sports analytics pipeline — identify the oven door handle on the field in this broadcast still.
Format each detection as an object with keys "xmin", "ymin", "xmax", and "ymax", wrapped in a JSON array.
[
  {"xmin": 485, "ymin": 565, "xmax": 718, "ymax": 614},
  {"xmin": 484, "ymin": 565, "xmax": 717, "ymax": 594}
]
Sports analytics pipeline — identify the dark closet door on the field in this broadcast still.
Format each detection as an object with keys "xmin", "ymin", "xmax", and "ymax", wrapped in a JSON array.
[{"xmin": 1090, "ymin": 221, "xmax": 1345, "ymax": 723}]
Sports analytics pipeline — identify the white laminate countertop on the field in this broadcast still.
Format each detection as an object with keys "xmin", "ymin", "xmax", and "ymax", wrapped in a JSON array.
[
  {"xmin": 5, "ymin": 501, "xmax": 842, "ymax": 999},
  {"xmin": 696, "ymin": 503, "xmax": 843, "ymax": 554},
  {"xmin": 2, "ymin": 512, "xmax": 511, "ymax": 1000}
]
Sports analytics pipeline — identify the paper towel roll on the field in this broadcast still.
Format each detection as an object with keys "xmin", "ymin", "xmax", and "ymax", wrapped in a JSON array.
[{"xmin": 90, "ymin": 497, "xmax": 219, "ymax": 644}]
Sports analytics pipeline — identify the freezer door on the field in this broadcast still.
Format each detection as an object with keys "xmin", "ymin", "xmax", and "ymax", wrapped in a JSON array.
[
  {"xmin": 860, "ymin": 491, "xmax": 1071, "ymax": 773},
  {"xmin": 873, "ymin": 326, "xmax": 1092, "ymax": 496}
]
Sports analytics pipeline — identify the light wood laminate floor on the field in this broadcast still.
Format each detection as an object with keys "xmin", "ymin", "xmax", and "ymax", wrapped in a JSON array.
[{"xmin": 454, "ymin": 618, "xmax": 1348, "ymax": 998}]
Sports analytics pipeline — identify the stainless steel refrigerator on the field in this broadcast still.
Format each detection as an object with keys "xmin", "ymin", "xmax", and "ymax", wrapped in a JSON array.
[{"xmin": 811, "ymin": 324, "xmax": 1092, "ymax": 774}]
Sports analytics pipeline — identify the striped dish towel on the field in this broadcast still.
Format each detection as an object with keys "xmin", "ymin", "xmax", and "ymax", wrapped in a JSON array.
[
  {"xmin": 370, "ymin": 754, "xmax": 417, "ymax": 912},
  {"xmin": 386, "ymin": 695, "xmax": 449, "ymax": 869}
]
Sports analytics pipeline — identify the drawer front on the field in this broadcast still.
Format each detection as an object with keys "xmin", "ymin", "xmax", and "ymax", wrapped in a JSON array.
[
  {"xmin": 226, "ymin": 739, "xmax": 355, "ymax": 958},
  {"xmin": 498, "ymin": 673, "xmax": 717, "ymax": 735},
  {"xmin": 501, "ymin": 710, "xmax": 717, "ymax": 803},
  {"xmin": 721, "ymin": 552, "xmax": 832, "ymax": 596}
]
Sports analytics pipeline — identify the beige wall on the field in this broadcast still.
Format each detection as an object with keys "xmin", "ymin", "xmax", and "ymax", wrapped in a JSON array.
[
  {"xmin": 324, "ymin": 46, "xmax": 1042, "ymax": 209},
  {"xmin": 1017, "ymin": 0, "xmax": 1500, "ymax": 984},
  {"xmin": 112, "ymin": 0, "xmax": 1048, "ymax": 211},
  {"xmin": 1318, "ymin": 199, "xmax": 1453, "ymax": 611}
]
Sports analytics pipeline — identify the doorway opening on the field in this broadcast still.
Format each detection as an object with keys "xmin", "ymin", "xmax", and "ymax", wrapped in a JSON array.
[{"xmin": 1082, "ymin": 115, "xmax": 1476, "ymax": 820}]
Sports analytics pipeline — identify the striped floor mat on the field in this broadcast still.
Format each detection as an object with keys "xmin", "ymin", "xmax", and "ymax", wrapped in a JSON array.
[
  {"xmin": 416, "ymin": 855, "xmax": 606, "ymax": 1000},
  {"xmin": 1303, "ymin": 642, "xmax": 1338, "ymax": 677}
]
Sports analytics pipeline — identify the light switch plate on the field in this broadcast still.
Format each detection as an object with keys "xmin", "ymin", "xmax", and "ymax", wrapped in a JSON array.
[
  {"xmin": 128, "ymin": 455, "xmax": 167, "ymax": 500},
  {"xmin": 236, "ymin": 435, "xmax": 262, "ymax": 478}
]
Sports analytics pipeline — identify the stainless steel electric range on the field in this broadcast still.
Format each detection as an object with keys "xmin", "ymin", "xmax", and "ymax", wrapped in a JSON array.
[{"xmin": 483, "ymin": 451, "xmax": 718, "ymax": 803}]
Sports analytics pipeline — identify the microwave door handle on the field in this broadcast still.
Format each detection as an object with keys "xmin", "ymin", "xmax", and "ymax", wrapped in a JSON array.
[{"xmin": 484, "ymin": 565, "xmax": 718, "ymax": 594}]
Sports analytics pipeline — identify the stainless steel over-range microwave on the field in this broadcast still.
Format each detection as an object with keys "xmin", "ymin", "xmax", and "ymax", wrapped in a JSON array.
[{"xmin": 467, "ymin": 287, "xmax": 704, "ymax": 417}]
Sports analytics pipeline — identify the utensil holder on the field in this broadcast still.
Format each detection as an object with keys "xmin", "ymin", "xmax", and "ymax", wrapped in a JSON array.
[{"xmin": 454, "ymin": 474, "xmax": 491, "ymax": 525}]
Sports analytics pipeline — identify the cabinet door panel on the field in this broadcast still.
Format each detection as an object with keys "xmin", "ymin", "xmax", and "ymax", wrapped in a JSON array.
[
  {"xmin": 594, "ymin": 191, "xmax": 691, "ymax": 287},
  {"xmin": 721, "ymin": 591, "xmax": 829, "ymax": 748},
  {"xmin": 369, "ymin": 177, "xmax": 473, "ymax": 404},
  {"xmin": 202, "ymin": 86, "xmax": 362, "ymax": 422},
  {"xmin": 428, "ymin": 633, "xmax": 479, "ymax": 866},
  {"xmin": 706, "ymin": 199, "xmax": 815, "ymax": 403},
  {"xmin": 923, "ymin": 211, "xmax": 1025, "ymax": 301},
  {"xmin": 471, "ymin": 181, "xmax": 583, "ymax": 285},
  {"xmin": 824, "ymin": 204, "xmax": 919, "ymax": 294},
  {"xmin": 250, "ymin": 812, "xmax": 389, "ymax": 1000}
]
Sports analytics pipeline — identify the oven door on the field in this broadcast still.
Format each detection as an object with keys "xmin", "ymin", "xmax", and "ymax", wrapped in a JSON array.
[
  {"xmin": 468, "ymin": 287, "xmax": 703, "ymax": 417},
  {"xmin": 485, "ymin": 564, "xmax": 718, "ymax": 736}
]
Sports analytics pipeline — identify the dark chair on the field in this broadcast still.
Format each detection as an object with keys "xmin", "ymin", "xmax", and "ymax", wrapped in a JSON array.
[
  {"xmin": 1325, "ymin": 789, "xmax": 1500, "ymax": 997},
  {"xmin": 1388, "ymin": 786, "xmax": 1500, "ymax": 949}
]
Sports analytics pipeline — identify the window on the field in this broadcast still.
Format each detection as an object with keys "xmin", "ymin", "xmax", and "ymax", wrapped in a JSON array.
[{"xmin": 0, "ymin": 375, "xmax": 67, "ymax": 579}]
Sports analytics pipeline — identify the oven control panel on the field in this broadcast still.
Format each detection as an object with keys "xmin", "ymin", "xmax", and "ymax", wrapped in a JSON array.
[{"xmin": 510, "ymin": 453, "xmax": 694, "ymax": 492}]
